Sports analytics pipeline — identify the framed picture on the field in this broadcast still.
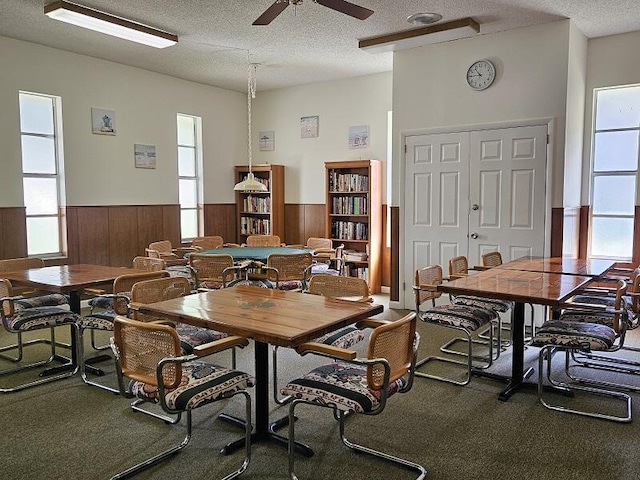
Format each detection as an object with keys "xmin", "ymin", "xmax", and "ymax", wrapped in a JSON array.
[
  {"xmin": 349, "ymin": 125, "xmax": 370, "ymax": 148},
  {"xmin": 91, "ymin": 108, "xmax": 116, "ymax": 135},
  {"xmin": 259, "ymin": 130, "xmax": 275, "ymax": 151},
  {"xmin": 301, "ymin": 115, "xmax": 319, "ymax": 138},
  {"xmin": 134, "ymin": 144, "xmax": 156, "ymax": 169}
]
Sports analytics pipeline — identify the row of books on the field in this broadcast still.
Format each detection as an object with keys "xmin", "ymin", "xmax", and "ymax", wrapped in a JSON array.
[
  {"xmin": 331, "ymin": 196, "xmax": 368, "ymax": 215},
  {"xmin": 239, "ymin": 175, "xmax": 270, "ymax": 190},
  {"xmin": 343, "ymin": 250, "xmax": 368, "ymax": 262},
  {"xmin": 345, "ymin": 266, "xmax": 368, "ymax": 280},
  {"xmin": 328, "ymin": 171, "xmax": 369, "ymax": 192},
  {"xmin": 242, "ymin": 195, "xmax": 271, "ymax": 213},
  {"xmin": 331, "ymin": 221, "xmax": 368, "ymax": 240},
  {"xmin": 240, "ymin": 216, "xmax": 271, "ymax": 235}
]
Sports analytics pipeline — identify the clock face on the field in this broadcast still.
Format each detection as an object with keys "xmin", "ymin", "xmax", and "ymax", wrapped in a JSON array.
[{"xmin": 466, "ymin": 60, "xmax": 496, "ymax": 91}]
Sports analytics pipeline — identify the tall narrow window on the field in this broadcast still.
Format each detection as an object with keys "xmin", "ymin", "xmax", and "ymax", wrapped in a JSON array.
[
  {"xmin": 19, "ymin": 92, "xmax": 65, "ymax": 256},
  {"xmin": 177, "ymin": 114, "xmax": 203, "ymax": 241},
  {"xmin": 589, "ymin": 85, "xmax": 640, "ymax": 260}
]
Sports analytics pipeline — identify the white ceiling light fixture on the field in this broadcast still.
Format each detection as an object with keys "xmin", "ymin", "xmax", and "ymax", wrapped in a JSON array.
[
  {"xmin": 234, "ymin": 60, "xmax": 268, "ymax": 192},
  {"xmin": 44, "ymin": 1, "xmax": 177, "ymax": 49},
  {"xmin": 359, "ymin": 17, "xmax": 480, "ymax": 53},
  {"xmin": 407, "ymin": 13, "xmax": 442, "ymax": 25}
]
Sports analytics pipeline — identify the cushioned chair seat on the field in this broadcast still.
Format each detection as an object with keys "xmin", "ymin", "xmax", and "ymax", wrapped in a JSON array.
[
  {"xmin": 281, "ymin": 362, "xmax": 406, "ymax": 414},
  {"xmin": 275, "ymin": 280, "xmax": 304, "ymax": 291},
  {"xmin": 531, "ymin": 320, "xmax": 617, "ymax": 351},
  {"xmin": 6, "ymin": 306, "xmax": 78, "ymax": 331},
  {"xmin": 451, "ymin": 294, "xmax": 514, "ymax": 313},
  {"xmin": 560, "ymin": 310, "xmax": 616, "ymax": 327},
  {"xmin": 13, "ymin": 293, "xmax": 68, "ymax": 311},
  {"xmin": 314, "ymin": 326, "xmax": 365, "ymax": 349},
  {"xmin": 130, "ymin": 362, "xmax": 255, "ymax": 411},
  {"xmin": 419, "ymin": 304, "xmax": 496, "ymax": 331},
  {"xmin": 176, "ymin": 324, "xmax": 230, "ymax": 354},
  {"xmin": 569, "ymin": 294, "xmax": 635, "ymax": 327},
  {"xmin": 88, "ymin": 293, "xmax": 130, "ymax": 311},
  {"xmin": 226, "ymin": 278, "xmax": 273, "ymax": 288},
  {"xmin": 79, "ymin": 310, "xmax": 116, "ymax": 331},
  {"xmin": 198, "ymin": 280, "xmax": 224, "ymax": 290}
]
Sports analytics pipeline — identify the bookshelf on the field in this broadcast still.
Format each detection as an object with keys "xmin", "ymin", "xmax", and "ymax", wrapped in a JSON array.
[
  {"xmin": 234, "ymin": 164, "xmax": 284, "ymax": 244},
  {"xmin": 325, "ymin": 160, "xmax": 381, "ymax": 293}
]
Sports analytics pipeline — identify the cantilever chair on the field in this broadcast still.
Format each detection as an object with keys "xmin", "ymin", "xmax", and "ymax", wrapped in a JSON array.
[
  {"xmin": 191, "ymin": 235, "xmax": 224, "ymax": 250},
  {"xmin": 188, "ymin": 253, "xmax": 235, "ymax": 290},
  {"xmin": 0, "ymin": 257, "xmax": 48, "ymax": 297},
  {"xmin": 306, "ymin": 237, "xmax": 345, "ymax": 274},
  {"xmin": 265, "ymin": 252, "xmax": 313, "ymax": 290},
  {"xmin": 530, "ymin": 280, "xmax": 632, "ymax": 422},
  {"xmin": 245, "ymin": 234, "xmax": 282, "ymax": 247},
  {"xmin": 79, "ymin": 271, "xmax": 170, "ymax": 393},
  {"xmin": 281, "ymin": 312, "xmax": 426, "ymax": 480},
  {"xmin": 272, "ymin": 274, "xmax": 371, "ymax": 405},
  {"xmin": 413, "ymin": 265, "xmax": 498, "ymax": 385},
  {"xmin": 0, "ymin": 278, "xmax": 80, "ymax": 392},
  {"xmin": 110, "ymin": 316, "xmax": 254, "ymax": 480},
  {"xmin": 145, "ymin": 240, "xmax": 196, "ymax": 267},
  {"xmin": 132, "ymin": 256, "xmax": 166, "ymax": 272}
]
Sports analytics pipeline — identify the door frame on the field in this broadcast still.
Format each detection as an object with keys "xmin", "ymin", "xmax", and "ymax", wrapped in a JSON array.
[{"xmin": 392, "ymin": 117, "xmax": 555, "ymax": 310}]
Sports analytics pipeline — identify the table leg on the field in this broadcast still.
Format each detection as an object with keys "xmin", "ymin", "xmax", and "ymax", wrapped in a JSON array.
[{"xmin": 220, "ymin": 341, "xmax": 313, "ymax": 457}]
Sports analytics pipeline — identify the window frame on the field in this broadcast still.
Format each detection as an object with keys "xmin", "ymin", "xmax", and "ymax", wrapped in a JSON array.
[{"xmin": 176, "ymin": 113, "xmax": 204, "ymax": 242}]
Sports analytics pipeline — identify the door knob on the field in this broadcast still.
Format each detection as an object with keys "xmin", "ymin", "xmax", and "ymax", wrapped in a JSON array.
[
  {"xmin": 471, "ymin": 204, "xmax": 479, "ymax": 211},
  {"xmin": 470, "ymin": 232, "xmax": 479, "ymax": 239}
]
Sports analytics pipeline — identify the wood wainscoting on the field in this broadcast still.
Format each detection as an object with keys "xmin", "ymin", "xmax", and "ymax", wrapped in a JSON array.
[
  {"xmin": 284, "ymin": 204, "xmax": 325, "ymax": 245},
  {"xmin": 0, "ymin": 207, "xmax": 27, "ymax": 259}
]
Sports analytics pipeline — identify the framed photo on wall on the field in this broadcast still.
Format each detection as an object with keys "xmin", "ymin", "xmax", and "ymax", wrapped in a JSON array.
[
  {"xmin": 91, "ymin": 107, "xmax": 116, "ymax": 135},
  {"xmin": 301, "ymin": 115, "xmax": 319, "ymax": 138},
  {"xmin": 349, "ymin": 125, "xmax": 370, "ymax": 148},
  {"xmin": 134, "ymin": 144, "xmax": 156, "ymax": 169},
  {"xmin": 259, "ymin": 130, "xmax": 275, "ymax": 151}
]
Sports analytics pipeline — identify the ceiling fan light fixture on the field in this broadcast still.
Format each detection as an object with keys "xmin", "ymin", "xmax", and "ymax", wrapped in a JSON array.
[
  {"xmin": 44, "ymin": 1, "xmax": 177, "ymax": 48},
  {"xmin": 407, "ymin": 13, "xmax": 442, "ymax": 25}
]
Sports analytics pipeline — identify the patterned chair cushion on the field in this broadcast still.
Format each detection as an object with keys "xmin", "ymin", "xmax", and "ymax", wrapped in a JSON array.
[
  {"xmin": 420, "ymin": 304, "xmax": 496, "ymax": 331},
  {"xmin": 559, "ymin": 310, "xmax": 616, "ymax": 327},
  {"xmin": 13, "ymin": 294, "xmax": 69, "ymax": 311},
  {"xmin": 568, "ymin": 294, "xmax": 635, "ymax": 327},
  {"xmin": 275, "ymin": 280, "xmax": 304, "ymax": 291},
  {"xmin": 198, "ymin": 280, "xmax": 224, "ymax": 290},
  {"xmin": 130, "ymin": 362, "xmax": 255, "ymax": 411},
  {"xmin": 176, "ymin": 324, "xmax": 230, "ymax": 354},
  {"xmin": 226, "ymin": 278, "xmax": 274, "ymax": 289},
  {"xmin": 452, "ymin": 295, "xmax": 514, "ymax": 313},
  {"xmin": 78, "ymin": 310, "xmax": 116, "ymax": 331},
  {"xmin": 5, "ymin": 306, "xmax": 79, "ymax": 332},
  {"xmin": 531, "ymin": 320, "xmax": 617, "ymax": 351},
  {"xmin": 314, "ymin": 325, "xmax": 366, "ymax": 349},
  {"xmin": 281, "ymin": 362, "xmax": 406, "ymax": 414}
]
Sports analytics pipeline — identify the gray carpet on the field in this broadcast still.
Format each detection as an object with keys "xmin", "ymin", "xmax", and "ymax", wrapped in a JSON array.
[{"xmin": 1, "ymin": 297, "xmax": 640, "ymax": 480}]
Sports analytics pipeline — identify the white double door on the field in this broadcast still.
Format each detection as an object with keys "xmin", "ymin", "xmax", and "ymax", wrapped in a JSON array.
[{"xmin": 403, "ymin": 124, "xmax": 548, "ymax": 307}]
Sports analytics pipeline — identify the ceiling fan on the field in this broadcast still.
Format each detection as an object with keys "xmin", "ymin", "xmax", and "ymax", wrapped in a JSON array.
[{"xmin": 253, "ymin": 0, "xmax": 374, "ymax": 26}]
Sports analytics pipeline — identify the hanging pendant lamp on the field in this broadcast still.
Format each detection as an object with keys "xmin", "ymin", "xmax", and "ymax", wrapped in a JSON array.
[{"xmin": 234, "ymin": 61, "xmax": 267, "ymax": 192}]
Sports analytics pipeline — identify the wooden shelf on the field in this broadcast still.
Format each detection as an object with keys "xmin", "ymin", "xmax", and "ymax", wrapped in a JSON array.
[{"xmin": 325, "ymin": 160, "xmax": 381, "ymax": 293}]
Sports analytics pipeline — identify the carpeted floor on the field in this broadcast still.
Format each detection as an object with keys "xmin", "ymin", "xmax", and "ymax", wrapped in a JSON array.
[{"xmin": 1, "ymin": 294, "xmax": 640, "ymax": 480}]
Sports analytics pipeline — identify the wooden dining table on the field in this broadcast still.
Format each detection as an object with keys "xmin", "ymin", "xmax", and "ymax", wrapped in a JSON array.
[
  {"xmin": 438, "ymin": 265, "xmax": 597, "ymax": 400},
  {"xmin": 2, "ymin": 264, "xmax": 143, "ymax": 375},
  {"xmin": 139, "ymin": 284, "xmax": 384, "ymax": 455},
  {"xmin": 494, "ymin": 256, "xmax": 615, "ymax": 277}
]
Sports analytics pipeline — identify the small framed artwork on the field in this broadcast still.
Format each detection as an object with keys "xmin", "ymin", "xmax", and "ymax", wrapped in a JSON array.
[
  {"xmin": 259, "ymin": 130, "xmax": 275, "ymax": 151},
  {"xmin": 301, "ymin": 115, "xmax": 319, "ymax": 138},
  {"xmin": 349, "ymin": 125, "xmax": 370, "ymax": 148},
  {"xmin": 134, "ymin": 144, "xmax": 156, "ymax": 169},
  {"xmin": 91, "ymin": 108, "xmax": 116, "ymax": 135}
]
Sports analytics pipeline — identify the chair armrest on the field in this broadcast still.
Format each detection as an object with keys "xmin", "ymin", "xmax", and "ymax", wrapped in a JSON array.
[
  {"xmin": 355, "ymin": 318, "xmax": 390, "ymax": 329},
  {"xmin": 413, "ymin": 283, "xmax": 439, "ymax": 292},
  {"xmin": 193, "ymin": 336, "xmax": 249, "ymax": 357},
  {"xmin": 295, "ymin": 341, "xmax": 357, "ymax": 360},
  {"xmin": 473, "ymin": 265, "xmax": 492, "ymax": 271}
]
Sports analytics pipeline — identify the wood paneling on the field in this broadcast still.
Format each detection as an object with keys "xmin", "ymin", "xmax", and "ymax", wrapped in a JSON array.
[
  {"xmin": 550, "ymin": 207, "xmax": 564, "ymax": 257},
  {"xmin": 284, "ymin": 204, "xmax": 325, "ymax": 246},
  {"xmin": 76, "ymin": 206, "xmax": 110, "ymax": 265},
  {"xmin": 109, "ymin": 206, "xmax": 139, "ymax": 266},
  {"xmin": 381, "ymin": 204, "xmax": 390, "ymax": 287},
  {"xmin": 0, "ymin": 207, "xmax": 27, "ymax": 259},
  {"xmin": 390, "ymin": 206, "xmax": 399, "ymax": 302},
  {"xmin": 162, "ymin": 205, "xmax": 181, "ymax": 246},
  {"xmin": 136, "ymin": 205, "xmax": 165, "ymax": 255},
  {"xmin": 203, "ymin": 204, "xmax": 236, "ymax": 244},
  {"xmin": 635, "ymin": 206, "xmax": 640, "ymax": 266},
  {"xmin": 579, "ymin": 205, "xmax": 590, "ymax": 259}
]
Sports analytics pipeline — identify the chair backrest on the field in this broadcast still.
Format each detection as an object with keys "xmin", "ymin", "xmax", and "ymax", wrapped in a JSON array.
[
  {"xmin": 414, "ymin": 265, "xmax": 443, "ymax": 311},
  {"xmin": 191, "ymin": 236, "xmax": 224, "ymax": 250},
  {"xmin": 148, "ymin": 240, "xmax": 173, "ymax": 254},
  {"xmin": 266, "ymin": 253, "xmax": 313, "ymax": 283},
  {"xmin": 307, "ymin": 274, "xmax": 370, "ymax": 301},
  {"xmin": 306, "ymin": 237, "xmax": 333, "ymax": 250},
  {"xmin": 189, "ymin": 253, "xmax": 234, "ymax": 286},
  {"xmin": 613, "ymin": 279, "xmax": 629, "ymax": 334},
  {"xmin": 113, "ymin": 316, "xmax": 182, "ymax": 389},
  {"xmin": 132, "ymin": 256, "xmax": 166, "ymax": 271},
  {"xmin": 481, "ymin": 251, "xmax": 503, "ymax": 268},
  {"xmin": 246, "ymin": 235, "xmax": 281, "ymax": 247},
  {"xmin": 0, "ymin": 257, "xmax": 45, "ymax": 273},
  {"xmin": 448, "ymin": 255, "xmax": 469, "ymax": 279},
  {"xmin": 627, "ymin": 267, "xmax": 640, "ymax": 316},
  {"xmin": 130, "ymin": 276, "xmax": 190, "ymax": 322},
  {"xmin": 0, "ymin": 278, "xmax": 15, "ymax": 317},
  {"xmin": 366, "ymin": 312, "xmax": 417, "ymax": 390},
  {"xmin": 112, "ymin": 271, "xmax": 170, "ymax": 315}
]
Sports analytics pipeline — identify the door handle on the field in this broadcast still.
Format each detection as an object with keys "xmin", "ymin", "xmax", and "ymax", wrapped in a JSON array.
[
  {"xmin": 471, "ymin": 204, "xmax": 479, "ymax": 211},
  {"xmin": 470, "ymin": 232, "xmax": 479, "ymax": 239}
]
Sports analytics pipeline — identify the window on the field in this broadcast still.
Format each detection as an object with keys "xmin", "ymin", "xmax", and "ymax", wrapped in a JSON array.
[
  {"xmin": 589, "ymin": 85, "xmax": 640, "ymax": 260},
  {"xmin": 19, "ymin": 92, "xmax": 65, "ymax": 256},
  {"xmin": 177, "ymin": 114, "xmax": 203, "ymax": 241}
]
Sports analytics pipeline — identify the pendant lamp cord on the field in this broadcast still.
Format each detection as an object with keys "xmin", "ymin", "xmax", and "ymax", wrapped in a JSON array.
[{"xmin": 247, "ymin": 60, "xmax": 257, "ymax": 173}]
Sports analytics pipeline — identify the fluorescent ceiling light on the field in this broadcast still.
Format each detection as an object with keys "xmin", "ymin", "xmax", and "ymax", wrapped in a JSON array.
[
  {"xmin": 359, "ymin": 17, "xmax": 479, "ymax": 53},
  {"xmin": 44, "ymin": 1, "xmax": 177, "ymax": 49}
]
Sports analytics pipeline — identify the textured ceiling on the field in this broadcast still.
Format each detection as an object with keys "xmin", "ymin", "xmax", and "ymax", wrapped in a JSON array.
[{"xmin": 2, "ymin": 0, "xmax": 640, "ymax": 93}]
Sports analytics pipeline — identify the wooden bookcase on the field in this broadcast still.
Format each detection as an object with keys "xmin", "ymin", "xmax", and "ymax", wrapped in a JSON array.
[
  {"xmin": 234, "ymin": 164, "xmax": 285, "ymax": 244},
  {"xmin": 325, "ymin": 160, "xmax": 382, "ymax": 293}
]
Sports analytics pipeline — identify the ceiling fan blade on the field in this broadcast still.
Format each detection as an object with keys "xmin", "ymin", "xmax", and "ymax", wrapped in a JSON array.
[
  {"xmin": 253, "ymin": 1, "xmax": 290, "ymax": 25},
  {"xmin": 315, "ymin": 0, "xmax": 373, "ymax": 20}
]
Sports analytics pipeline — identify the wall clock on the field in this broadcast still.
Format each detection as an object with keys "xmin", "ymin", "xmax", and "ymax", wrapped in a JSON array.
[{"xmin": 466, "ymin": 59, "xmax": 496, "ymax": 91}]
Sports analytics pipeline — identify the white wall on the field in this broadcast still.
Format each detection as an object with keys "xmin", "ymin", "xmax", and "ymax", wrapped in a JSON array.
[
  {"xmin": 252, "ymin": 72, "xmax": 392, "ymax": 204},
  {"xmin": 581, "ymin": 30, "xmax": 640, "ymax": 205},
  {"xmin": 391, "ymin": 20, "xmax": 573, "ymax": 209},
  {"xmin": 0, "ymin": 36, "xmax": 246, "ymax": 207}
]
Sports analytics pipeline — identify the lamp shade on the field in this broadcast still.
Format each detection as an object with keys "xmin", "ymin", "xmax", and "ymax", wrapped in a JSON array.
[{"xmin": 233, "ymin": 172, "xmax": 268, "ymax": 192}]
